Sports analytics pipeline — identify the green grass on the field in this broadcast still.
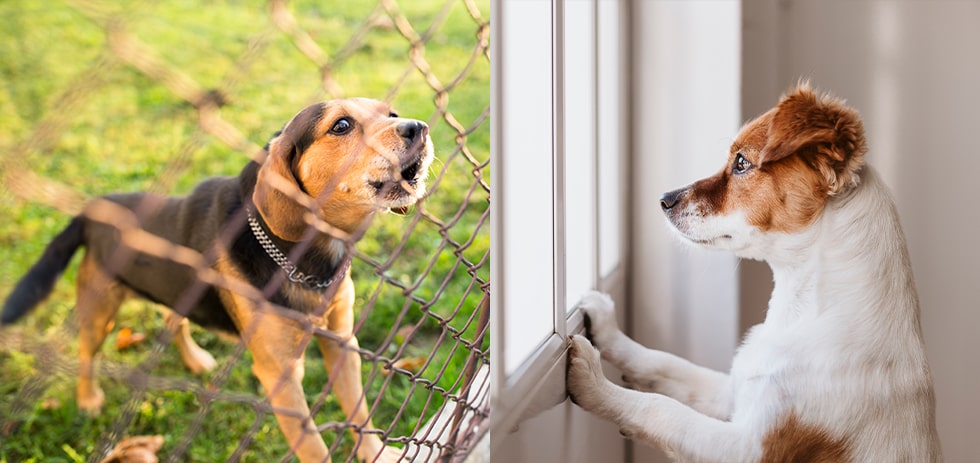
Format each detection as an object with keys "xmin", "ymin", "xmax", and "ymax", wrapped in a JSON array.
[{"xmin": 0, "ymin": 0, "xmax": 489, "ymax": 461}]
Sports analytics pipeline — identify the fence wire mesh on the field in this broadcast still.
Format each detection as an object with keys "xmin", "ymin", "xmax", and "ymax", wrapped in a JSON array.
[{"xmin": 0, "ymin": 0, "xmax": 489, "ymax": 462}]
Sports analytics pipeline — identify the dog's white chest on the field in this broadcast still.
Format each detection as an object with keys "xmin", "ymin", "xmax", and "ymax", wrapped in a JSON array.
[
  {"xmin": 731, "ymin": 325, "xmax": 784, "ymax": 384},
  {"xmin": 729, "ymin": 321, "xmax": 817, "ymax": 414}
]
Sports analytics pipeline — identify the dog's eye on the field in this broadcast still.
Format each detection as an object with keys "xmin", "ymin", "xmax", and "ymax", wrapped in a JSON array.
[
  {"xmin": 733, "ymin": 153, "xmax": 753, "ymax": 174},
  {"xmin": 329, "ymin": 118, "xmax": 353, "ymax": 135},
  {"xmin": 389, "ymin": 111, "xmax": 399, "ymax": 118}
]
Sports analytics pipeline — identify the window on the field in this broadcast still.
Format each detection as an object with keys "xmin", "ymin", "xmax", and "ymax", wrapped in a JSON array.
[
  {"xmin": 491, "ymin": 0, "xmax": 629, "ymax": 437},
  {"xmin": 492, "ymin": 2, "xmax": 742, "ymax": 461},
  {"xmin": 494, "ymin": 0, "xmax": 555, "ymax": 377}
]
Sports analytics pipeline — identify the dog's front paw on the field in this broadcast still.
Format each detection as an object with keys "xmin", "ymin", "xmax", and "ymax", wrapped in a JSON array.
[
  {"xmin": 566, "ymin": 334, "xmax": 610, "ymax": 411},
  {"xmin": 576, "ymin": 291, "xmax": 619, "ymax": 348},
  {"xmin": 76, "ymin": 384, "xmax": 105, "ymax": 415}
]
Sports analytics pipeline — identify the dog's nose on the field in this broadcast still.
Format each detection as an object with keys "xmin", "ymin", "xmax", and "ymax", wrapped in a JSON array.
[
  {"xmin": 660, "ymin": 188, "xmax": 686, "ymax": 211},
  {"xmin": 397, "ymin": 121, "xmax": 427, "ymax": 144}
]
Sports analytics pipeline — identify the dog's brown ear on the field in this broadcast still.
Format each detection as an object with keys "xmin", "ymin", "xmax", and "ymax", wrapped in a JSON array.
[
  {"xmin": 759, "ymin": 84, "xmax": 867, "ymax": 195},
  {"xmin": 253, "ymin": 103, "xmax": 325, "ymax": 241}
]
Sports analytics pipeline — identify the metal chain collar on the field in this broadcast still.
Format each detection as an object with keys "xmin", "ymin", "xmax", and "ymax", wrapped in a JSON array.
[{"xmin": 246, "ymin": 208, "xmax": 340, "ymax": 291}]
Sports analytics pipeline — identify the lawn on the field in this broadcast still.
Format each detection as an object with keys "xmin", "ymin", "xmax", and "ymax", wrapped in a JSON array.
[{"xmin": 0, "ymin": 0, "xmax": 489, "ymax": 461}]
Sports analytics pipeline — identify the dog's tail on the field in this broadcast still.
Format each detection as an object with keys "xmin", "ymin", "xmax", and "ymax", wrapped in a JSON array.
[{"xmin": 2, "ymin": 217, "xmax": 86, "ymax": 325}]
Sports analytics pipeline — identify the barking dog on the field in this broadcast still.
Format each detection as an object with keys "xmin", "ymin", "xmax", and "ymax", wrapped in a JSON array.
[
  {"xmin": 567, "ymin": 84, "xmax": 942, "ymax": 462},
  {"xmin": 2, "ymin": 98, "xmax": 434, "ymax": 463}
]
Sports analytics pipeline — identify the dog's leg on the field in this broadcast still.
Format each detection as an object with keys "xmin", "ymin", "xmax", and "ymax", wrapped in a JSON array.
[
  {"xmin": 318, "ymin": 276, "xmax": 402, "ymax": 463},
  {"xmin": 567, "ymin": 335, "xmax": 753, "ymax": 462},
  {"xmin": 165, "ymin": 312, "xmax": 217, "ymax": 375},
  {"xmin": 577, "ymin": 291, "xmax": 732, "ymax": 419},
  {"xmin": 75, "ymin": 252, "xmax": 127, "ymax": 414},
  {"xmin": 216, "ymin": 262, "xmax": 332, "ymax": 463},
  {"xmin": 244, "ymin": 314, "xmax": 330, "ymax": 463},
  {"xmin": 318, "ymin": 335, "xmax": 401, "ymax": 463}
]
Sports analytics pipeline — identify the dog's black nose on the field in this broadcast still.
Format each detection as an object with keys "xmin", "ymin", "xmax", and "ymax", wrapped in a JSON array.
[
  {"xmin": 660, "ymin": 188, "xmax": 686, "ymax": 211},
  {"xmin": 397, "ymin": 121, "xmax": 427, "ymax": 144}
]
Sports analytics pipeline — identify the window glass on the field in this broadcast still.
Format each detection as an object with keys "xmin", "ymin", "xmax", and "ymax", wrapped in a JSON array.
[
  {"xmin": 500, "ymin": 0, "xmax": 555, "ymax": 376},
  {"xmin": 563, "ymin": 0, "xmax": 598, "ymax": 308},
  {"xmin": 597, "ymin": 0, "xmax": 623, "ymax": 278}
]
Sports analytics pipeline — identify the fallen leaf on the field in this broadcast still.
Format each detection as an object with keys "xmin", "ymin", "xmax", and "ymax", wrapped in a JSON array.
[
  {"xmin": 383, "ymin": 356, "xmax": 427, "ymax": 376},
  {"xmin": 99, "ymin": 435, "xmax": 164, "ymax": 463},
  {"xmin": 1, "ymin": 421, "xmax": 19, "ymax": 437},
  {"xmin": 394, "ymin": 325, "xmax": 415, "ymax": 344},
  {"xmin": 115, "ymin": 327, "xmax": 147, "ymax": 351},
  {"xmin": 41, "ymin": 398, "xmax": 61, "ymax": 410}
]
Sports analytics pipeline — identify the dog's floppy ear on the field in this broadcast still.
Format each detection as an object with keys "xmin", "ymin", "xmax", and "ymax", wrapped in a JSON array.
[
  {"xmin": 759, "ymin": 83, "xmax": 867, "ymax": 195},
  {"xmin": 253, "ymin": 103, "xmax": 325, "ymax": 242}
]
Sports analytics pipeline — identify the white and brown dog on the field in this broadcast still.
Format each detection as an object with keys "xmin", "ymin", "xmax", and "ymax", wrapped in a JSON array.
[{"xmin": 566, "ymin": 83, "xmax": 942, "ymax": 462}]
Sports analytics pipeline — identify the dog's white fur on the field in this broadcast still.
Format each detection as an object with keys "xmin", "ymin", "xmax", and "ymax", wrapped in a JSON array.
[{"xmin": 566, "ymin": 86, "xmax": 942, "ymax": 462}]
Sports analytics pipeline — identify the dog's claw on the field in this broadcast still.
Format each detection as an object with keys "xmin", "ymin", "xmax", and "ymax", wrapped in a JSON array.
[{"xmin": 582, "ymin": 312, "xmax": 595, "ymax": 344}]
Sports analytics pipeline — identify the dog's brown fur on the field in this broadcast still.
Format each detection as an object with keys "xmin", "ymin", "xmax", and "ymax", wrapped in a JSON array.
[{"xmin": 2, "ymin": 98, "xmax": 434, "ymax": 463}]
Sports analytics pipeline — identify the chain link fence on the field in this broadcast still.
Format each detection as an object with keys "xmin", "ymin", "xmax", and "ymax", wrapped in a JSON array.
[{"xmin": 0, "ymin": 0, "xmax": 489, "ymax": 461}]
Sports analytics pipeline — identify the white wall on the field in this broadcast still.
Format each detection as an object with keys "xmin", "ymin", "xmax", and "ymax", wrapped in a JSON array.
[
  {"xmin": 742, "ymin": 1, "xmax": 980, "ymax": 460},
  {"xmin": 629, "ymin": 1, "xmax": 743, "ymax": 461},
  {"xmin": 630, "ymin": 0, "xmax": 741, "ymax": 370}
]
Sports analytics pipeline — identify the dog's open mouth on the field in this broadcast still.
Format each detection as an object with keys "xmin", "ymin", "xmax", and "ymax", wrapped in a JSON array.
[
  {"xmin": 691, "ymin": 234, "xmax": 733, "ymax": 246},
  {"xmin": 399, "ymin": 156, "xmax": 422, "ymax": 185},
  {"xmin": 369, "ymin": 153, "xmax": 425, "ymax": 194}
]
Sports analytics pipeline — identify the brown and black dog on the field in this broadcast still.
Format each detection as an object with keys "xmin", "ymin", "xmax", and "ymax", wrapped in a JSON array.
[{"xmin": 1, "ymin": 98, "xmax": 433, "ymax": 463}]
